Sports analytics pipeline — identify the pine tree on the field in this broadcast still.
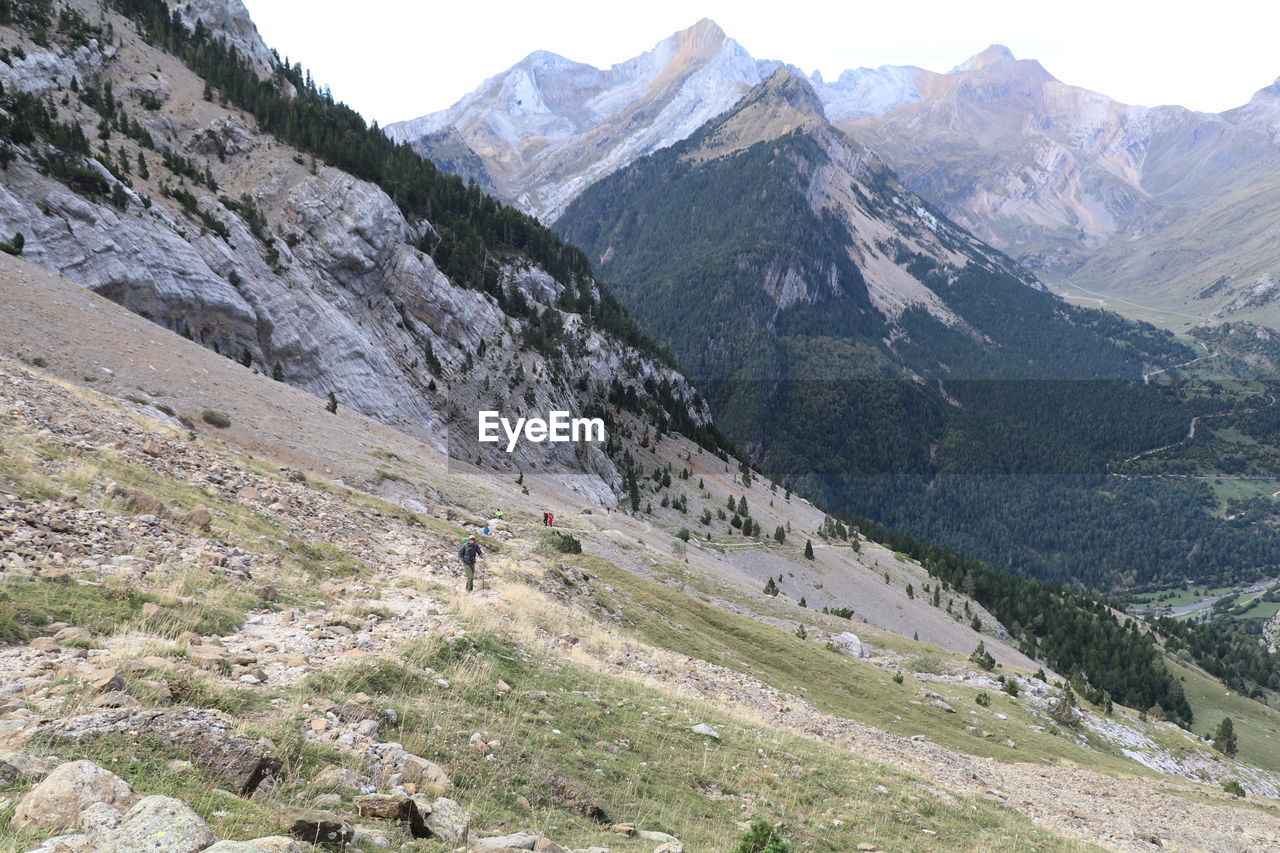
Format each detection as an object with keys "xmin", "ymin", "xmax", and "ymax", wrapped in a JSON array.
[
  {"xmin": 763, "ymin": 578, "xmax": 778, "ymax": 596},
  {"xmin": 325, "ymin": 391, "xmax": 338, "ymax": 414},
  {"xmin": 1048, "ymin": 686, "xmax": 1079, "ymax": 727},
  {"xmin": 1213, "ymin": 717, "xmax": 1238, "ymax": 757},
  {"xmin": 773, "ymin": 525, "xmax": 785, "ymax": 543},
  {"xmin": 803, "ymin": 539, "xmax": 814, "ymax": 560},
  {"xmin": 969, "ymin": 641, "xmax": 996, "ymax": 671}
]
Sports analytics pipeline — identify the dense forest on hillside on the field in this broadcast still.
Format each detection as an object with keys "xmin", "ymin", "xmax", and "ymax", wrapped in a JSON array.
[{"xmin": 559, "ymin": 124, "xmax": 1280, "ymax": 589}]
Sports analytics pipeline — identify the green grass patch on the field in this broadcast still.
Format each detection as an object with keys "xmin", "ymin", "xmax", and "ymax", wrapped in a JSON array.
[
  {"xmin": 1170, "ymin": 658, "xmax": 1280, "ymax": 774},
  {"xmin": 278, "ymin": 631, "xmax": 1093, "ymax": 853},
  {"xmin": 565, "ymin": 554, "xmax": 1161, "ymax": 777},
  {"xmin": 0, "ymin": 578, "xmax": 144, "ymax": 643}
]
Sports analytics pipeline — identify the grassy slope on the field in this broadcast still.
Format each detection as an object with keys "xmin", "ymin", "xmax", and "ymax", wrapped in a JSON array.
[{"xmin": 1172, "ymin": 659, "xmax": 1280, "ymax": 774}]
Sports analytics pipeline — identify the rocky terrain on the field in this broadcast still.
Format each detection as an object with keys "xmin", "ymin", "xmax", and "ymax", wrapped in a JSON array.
[
  {"xmin": 0, "ymin": 0, "xmax": 707, "ymax": 492},
  {"xmin": 408, "ymin": 22, "xmax": 1280, "ymax": 330},
  {"xmin": 5, "ymin": 241, "xmax": 1280, "ymax": 851},
  {"xmin": 386, "ymin": 20, "xmax": 780, "ymax": 222}
]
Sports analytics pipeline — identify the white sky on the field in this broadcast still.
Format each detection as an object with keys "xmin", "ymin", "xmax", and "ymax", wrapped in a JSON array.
[{"xmin": 241, "ymin": 0, "xmax": 1279, "ymax": 126}]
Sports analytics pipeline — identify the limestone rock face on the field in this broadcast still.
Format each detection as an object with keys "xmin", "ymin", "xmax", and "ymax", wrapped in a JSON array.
[
  {"xmin": 0, "ymin": 5, "xmax": 710, "ymax": 501},
  {"xmin": 0, "ymin": 40, "xmax": 112, "ymax": 94},
  {"xmin": 168, "ymin": 0, "xmax": 277, "ymax": 75},
  {"xmin": 386, "ymin": 20, "xmax": 779, "ymax": 222}
]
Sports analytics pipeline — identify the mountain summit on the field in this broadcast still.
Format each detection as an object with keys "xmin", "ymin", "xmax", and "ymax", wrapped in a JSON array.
[
  {"xmin": 385, "ymin": 19, "xmax": 777, "ymax": 220},
  {"xmin": 950, "ymin": 43, "xmax": 1017, "ymax": 72}
]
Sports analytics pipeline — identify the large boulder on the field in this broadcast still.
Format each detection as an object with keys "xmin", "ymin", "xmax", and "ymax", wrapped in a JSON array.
[
  {"xmin": 15, "ymin": 709, "xmax": 280, "ymax": 794},
  {"xmin": 96, "ymin": 795, "xmax": 216, "ymax": 853},
  {"xmin": 278, "ymin": 807, "xmax": 355, "ymax": 845},
  {"xmin": 472, "ymin": 831, "xmax": 540, "ymax": 850},
  {"xmin": 832, "ymin": 631, "xmax": 869, "ymax": 658},
  {"xmin": 354, "ymin": 793, "xmax": 429, "ymax": 837},
  {"xmin": 419, "ymin": 796, "xmax": 469, "ymax": 842},
  {"xmin": 11, "ymin": 760, "xmax": 137, "ymax": 833},
  {"xmin": 366, "ymin": 743, "xmax": 451, "ymax": 796},
  {"xmin": 0, "ymin": 750, "xmax": 51, "ymax": 786}
]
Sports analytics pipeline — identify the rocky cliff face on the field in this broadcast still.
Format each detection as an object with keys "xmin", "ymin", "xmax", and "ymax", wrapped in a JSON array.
[
  {"xmin": 385, "ymin": 19, "xmax": 780, "ymax": 221},
  {"xmin": 0, "ymin": 0, "xmax": 711, "ymax": 502},
  {"xmin": 838, "ymin": 47, "xmax": 1280, "ymax": 322},
  {"xmin": 169, "ymin": 0, "xmax": 275, "ymax": 75}
]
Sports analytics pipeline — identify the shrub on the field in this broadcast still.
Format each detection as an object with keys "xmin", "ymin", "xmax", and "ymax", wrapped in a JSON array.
[
  {"xmin": 1223, "ymin": 779, "xmax": 1246, "ymax": 797},
  {"xmin": 733, "ymin": 818, "xmax": 790, "ymax": 853},
  {"xmin": 0, "ymin": 231, "xmax": 24, "ymax": 255},
  {"xmin": 908, "ymin": 654, "xmax": 945, "ymax": 675},
  {"xmin": 975, "ymin": 691, "xmax": 991, "ymax": 707},
  {"xmin": 539, "ymin": 531, "xmax": 582, "ymax": 554},
  {"xmin": 675, "ymin": 527, "xmax": 691, "ymax": 542},
  {"xmin": 201, "ymin": 409, "xmax": 230, "ymax": 428}
]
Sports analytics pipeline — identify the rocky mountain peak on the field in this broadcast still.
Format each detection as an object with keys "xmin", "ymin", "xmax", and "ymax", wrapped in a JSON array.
[
  {"xmin": 1225, "ymin": 75, "xmax": 1280, "ymax": 136},
  {"xmin": 748, "ymin": 67, "xmax": 827, "ymax": 120},
  {"xmin": 952, "ymin": 44, "xmax": 1016, "ymax": 72},
  {"xmin": 670, "ymin": 17, "xmax": 728, "ymax": 50},
  {"xmin": 167, "ymin": 0, "xmax": 275, "ymax": 76}
]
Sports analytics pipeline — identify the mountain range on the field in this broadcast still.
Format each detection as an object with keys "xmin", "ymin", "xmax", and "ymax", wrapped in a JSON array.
[
  {"xmin": 556, "ymin": 65, "xmax": 1278, "ymax": 591},
  {"xmin": 394, "ymin": 22, "xmax": 1280, "ymax": 329},
  {"xmin": 7, "ymin": 4, "xmax": 1280, "ymax": 849}
]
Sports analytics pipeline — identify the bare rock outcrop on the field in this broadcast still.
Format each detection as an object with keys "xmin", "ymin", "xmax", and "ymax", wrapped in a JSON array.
[{"xmin": 5, "ymin": 708, "xmax": 281, "ymax": 794}]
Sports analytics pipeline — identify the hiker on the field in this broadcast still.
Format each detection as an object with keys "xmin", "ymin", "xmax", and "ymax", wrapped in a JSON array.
[
  {"xmin": 548, "ymin": 511, "xmax": 554, "ymax": 527},
  {"xmin": 457, "ymin": 535, "xmax": 483, "ymax": 592},
  {"xmin": 482, "ymin": 525, "xmax": 491, "ymax": 536},
  {"xmin": 494, "ymin": 508, "xmax": 505, "ymax": 519},
  {"xmin": 542, "ymin": 512, "xmax": 549, "ymax": 526}
]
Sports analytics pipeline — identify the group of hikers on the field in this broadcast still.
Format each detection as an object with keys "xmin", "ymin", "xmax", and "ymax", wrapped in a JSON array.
[{"xmin": 455, "ymin": 508, "xmax": 555, "ymax": 592}]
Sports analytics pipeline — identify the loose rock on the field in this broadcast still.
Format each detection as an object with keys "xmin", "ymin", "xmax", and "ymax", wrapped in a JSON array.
[{"xmin": 11, "ymin": 760, "xmax": 137, "ymax": 832}]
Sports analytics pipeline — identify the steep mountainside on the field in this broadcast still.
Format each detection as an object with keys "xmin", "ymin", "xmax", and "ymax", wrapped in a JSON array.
[
  {"xmin": 11, "ymin": 253, "xmax": 1280, "ymax": 849},
  {"xmin": 558, "ymin": 70, "xmax": 1280, "ymax": 590},
  {"xmin": 839, "ymin": 47, "xmax": 1280, "ymax": 323},
  {"xmin": 0, "ymin": 0, "xmax": 723, "ymax": 501},
  {"xmin": 412, "ymin": 25, "xmax": 1280, "ymax": 329},
  {"xmin": 385, "ymin": 19, "xmax": 779, "ymax": 221}
]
